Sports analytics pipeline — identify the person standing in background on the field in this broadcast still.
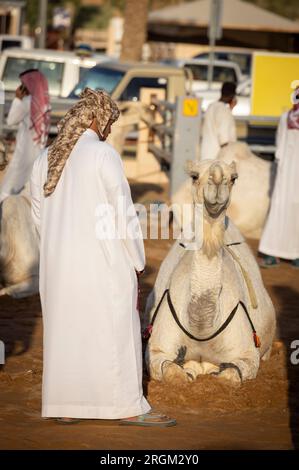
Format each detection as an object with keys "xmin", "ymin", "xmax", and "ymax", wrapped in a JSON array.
[
  {"xmin": 201, "ymin": 81, "xmax": 237, "ymax": 160},
  {"xmin": 259, "ymin": 86, "xmax": 299, "ymax": 268},
  {"xmin": 0, "ymin": 69, "xmax": 50, "ymax": 203}
]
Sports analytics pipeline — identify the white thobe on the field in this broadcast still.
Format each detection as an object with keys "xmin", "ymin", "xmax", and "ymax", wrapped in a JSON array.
[
  {"xmin": 0, "ymin": 96, "xmax": 44, "ymax": 202},
  {"xmin": 201, "ymin": 101, "xmax": 237, "ymax": 160},
  {"xmin": 259, "ymin": 112, "xmax": 299, "ymax": 260},
  {"xmin": 30, "ymin": 129, "xmax": 151, "ymax": 419}
]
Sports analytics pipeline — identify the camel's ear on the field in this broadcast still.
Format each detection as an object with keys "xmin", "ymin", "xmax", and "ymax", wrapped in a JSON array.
[
  {"xmin": 185, "ymin": 160, "xmax": 200, "ymax": 182},
  {"xmin": 230, "ymin": 161, "xmax": 238, "ymax": 181}
]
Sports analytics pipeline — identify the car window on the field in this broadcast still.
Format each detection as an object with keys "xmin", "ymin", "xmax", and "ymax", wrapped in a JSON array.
[
  {"xmin": 194, "ymin": 52, "xmax": 251, "ymax": 76},
  {"xmin": 70, "ymin": 67, "xmax": 125, "ymax": 98},
  {"xmin": 184, "ymin": 63, "xmax": 237, "ymax": 83},
  {"xmin": 1, "ymin": 40, "xmax": 22, "ymax": 51},
  {"xmin": 119, "ymin": 76, "xmax": 167, "ymax": 102},
  {"xmin": 2, "ymin": 57, "xmax": 64, "ymax": 96}
]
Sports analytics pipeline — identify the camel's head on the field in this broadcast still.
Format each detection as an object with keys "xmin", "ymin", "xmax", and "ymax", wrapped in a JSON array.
[{"xmin": 186, "ymin": 159, "xmax": 238, "ymax": 218}]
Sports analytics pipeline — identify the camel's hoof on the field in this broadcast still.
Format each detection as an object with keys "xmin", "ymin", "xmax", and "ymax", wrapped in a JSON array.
[
  {"xmin": 162, "ymin": 362, "xmax": 191, "ymax": 384},
  {"xmin": 216, "ymin": 368, "xmax": 242, "ymax": 386}
]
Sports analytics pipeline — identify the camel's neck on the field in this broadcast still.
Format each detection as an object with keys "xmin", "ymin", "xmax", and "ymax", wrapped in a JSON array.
[{"xmin": 188, "ymin": 213, "xmax": 225, "ymax": 334}]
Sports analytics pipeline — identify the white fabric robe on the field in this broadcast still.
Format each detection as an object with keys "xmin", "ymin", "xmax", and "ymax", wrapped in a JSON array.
[
  {"xmin": 30, "ymin": 129, "xmax": 151, "ymax": 419},
  {"xmin": 0, "ymin": 96, "xmax": 44, "ymax": 202},
  {"xmin": 201, "ymin": 101, "xmax": 237, "ymax": 160},
  {"xmin": 259, "ymin": 112, "xmax": 299, "ymax": 260}
]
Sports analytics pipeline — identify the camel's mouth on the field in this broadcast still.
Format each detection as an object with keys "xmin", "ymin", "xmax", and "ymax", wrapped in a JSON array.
[{"xmin": 204, "ymin": 199, "xmax": 228, "ymax": 217}]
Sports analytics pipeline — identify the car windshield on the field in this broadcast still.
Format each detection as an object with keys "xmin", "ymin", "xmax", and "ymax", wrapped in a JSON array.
[
  {"xmin": 184, "ymin": 63, "xmax": 237, "ymax": 83},
  {"xmin": 69, "ymin": 66, "xmax": 125, "ymax": 98},
  {"xmin": 2, "ymin": 57, "xmax": 64, "ymax": 96}
]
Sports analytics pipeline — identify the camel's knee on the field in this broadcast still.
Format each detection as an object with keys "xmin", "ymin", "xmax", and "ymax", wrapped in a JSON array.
[
  {"xmin": 213, "ymin": 356, "xmax": 260, "ymax": 385},
  {"xmin": 183, "ymin": 360, "xmax": 219, "ymax": 379},
  {"xmin": 162, "ymin": 361, "xmax": 192, "ymax": 384}
]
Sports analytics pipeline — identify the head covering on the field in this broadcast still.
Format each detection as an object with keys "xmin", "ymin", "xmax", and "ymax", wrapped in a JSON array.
[
  {"xmin": 44, "ymin": 87, "xmax": 120, "ymax": 197},
  {"xmin": 287, "ymin": 87, "xmax": 299, "ymax": 130},
  {"xmin": 20, "ymin": 69, "xmax": 50, "ymax": 146}
]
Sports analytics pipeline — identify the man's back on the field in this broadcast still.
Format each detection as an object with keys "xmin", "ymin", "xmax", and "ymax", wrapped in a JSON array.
[{"xmin": 201, "ymin": 101, "xmax": 236, "ymax": 160}]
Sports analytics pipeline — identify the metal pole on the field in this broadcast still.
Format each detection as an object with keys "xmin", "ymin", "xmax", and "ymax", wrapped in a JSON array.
[
  {"xmin": 207, "ymin": 0, "xmax": 223, "ymax": 90},
  {"xmin": 37, "ymin": 0, "xmax": 47, "ymax": 49}
]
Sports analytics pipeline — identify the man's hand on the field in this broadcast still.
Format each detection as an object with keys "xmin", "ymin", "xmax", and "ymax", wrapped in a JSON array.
[
  {"xmin": 135, "ymin": 269, "xmax": 145, "ymax": 277},
  {"xmin": 16, "ymin": 85, "xmax": 27, "ymax": 100}
]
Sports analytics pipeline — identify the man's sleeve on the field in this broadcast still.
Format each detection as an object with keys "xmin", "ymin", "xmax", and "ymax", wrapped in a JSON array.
[
  {"xmin": 99, "ymin": 147, "xmax": 145, "ymax": 272},
  {"xmin": 6, "ymin": 97, "xmax": 29, "ymax": 126},
  {"xmin": 217, "ymin": 107, "xmax": 237, "ymax": 147}
]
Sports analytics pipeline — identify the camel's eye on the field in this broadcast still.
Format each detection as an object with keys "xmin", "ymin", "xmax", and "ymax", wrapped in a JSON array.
[
  {"xmin": 231, "ymin": 173, "xmax": 238, "ymax": 184},
  {"xmin": 190, "ymin": 171, "xmax": 199, "ymax": 182}
]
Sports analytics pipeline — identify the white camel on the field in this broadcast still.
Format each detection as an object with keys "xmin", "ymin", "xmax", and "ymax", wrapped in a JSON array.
[
  {"xmin": 172, "ymin": 142, "xmax": 272, "ymax": 239},
  {"xmin": 144, "ymin": 159, "xmax": 276, "ymax": 384},
  {"xmin": 0, "ymin": 193, "xmax": 39, "ymax": 298}
]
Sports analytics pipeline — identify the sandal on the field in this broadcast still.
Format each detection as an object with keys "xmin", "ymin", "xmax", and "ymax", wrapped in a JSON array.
[
  {"xmin": 292, "ymin": 258, "xmax": 299, "ymax": 269},
  {"xmin": 259, "ymin": 255, "xmax": 280, "ymax": 268},
  {"xmin": 55, "ymin": 418, "xmax": 81, "ymax": 425},
  {"xmin": 119, "ymin": 410, "xmax": 176, "ymax": 427}
]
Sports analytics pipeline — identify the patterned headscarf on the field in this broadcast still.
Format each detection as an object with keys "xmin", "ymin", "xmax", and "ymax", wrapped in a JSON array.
[
  {"xmin": 44, "ymin": 88, "xmax": 120, "ymax": 197},
  {"xmin": 20, "ymin": 69, "xmax": 50, "ymax": 146}
]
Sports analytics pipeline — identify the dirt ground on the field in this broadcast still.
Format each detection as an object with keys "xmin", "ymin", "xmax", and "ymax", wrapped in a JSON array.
[{"xmin": 0, "ymin": 180, "xmax": 299, "ymax": 450}]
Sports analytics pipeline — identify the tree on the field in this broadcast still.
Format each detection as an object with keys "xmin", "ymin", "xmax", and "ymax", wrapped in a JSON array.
[{"xmin": 120, "ymin": 0, "xmax": 149, "ymax": 61}]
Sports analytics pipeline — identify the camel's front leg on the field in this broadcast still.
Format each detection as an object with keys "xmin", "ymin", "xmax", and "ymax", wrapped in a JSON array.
[
  {"xmin": 183, "ymin": 360, "xmax": 220, "ymax": 379},
  {"xmin": 145, "ymin": 344, "xmax": 193, "ymax": 383},
  {"xmin": 214, "ymin": 353, "xmax": 260, "ymax": 385}
]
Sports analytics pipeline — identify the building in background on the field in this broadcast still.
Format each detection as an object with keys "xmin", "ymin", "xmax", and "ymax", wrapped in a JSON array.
[{"xmin": 148, "ymin": 0, "xmax": 299, "ymax": 60}]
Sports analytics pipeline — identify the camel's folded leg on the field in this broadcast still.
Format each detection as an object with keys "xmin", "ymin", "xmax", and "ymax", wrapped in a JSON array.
[
  {"xmin": 183, "ymin": 360, "xmax": 220, "ymax": 379},
  {"xmin": 214, "ymin": 353, "xmax": 260, "ymax": 385},
  {"xmin": 145, "ymin": 345, "xmax": 192, "ymax": 383},
  {"xmin": 0, "ymin": 276, "xmax": 39, "ymax": 298}
]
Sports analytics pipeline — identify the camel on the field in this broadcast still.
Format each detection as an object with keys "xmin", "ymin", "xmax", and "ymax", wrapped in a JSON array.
[
  {"xmin": 0, "ymin": 193, "xmax": 39, "ymax": 298},
  {"xmin": 172, "ymin": 142, "xmax": 272, "ymax": 239},
  {"xmin": 144, "ymin": 159, "xmax": 276, "ymax": 384}
]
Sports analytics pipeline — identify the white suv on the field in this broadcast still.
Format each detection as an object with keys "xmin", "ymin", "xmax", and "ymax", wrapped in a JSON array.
[{"xmin": 0, "ymin": 48, "xmax": 111, "ymax": 98}]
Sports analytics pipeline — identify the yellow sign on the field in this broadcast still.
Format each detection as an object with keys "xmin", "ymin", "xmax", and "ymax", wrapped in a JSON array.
[
  {"xmin": 183, "ymin": 98, "xmax": 199, "ymax": 117},
  {"xmin": 251, "ymin": 52, "xmax": 299, "ymax": 117}
]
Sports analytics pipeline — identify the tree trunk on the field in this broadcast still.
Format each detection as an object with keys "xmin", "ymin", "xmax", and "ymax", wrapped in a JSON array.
[{"xmin": 120, "ymin": 0, "xmax": 149, "ymax": 62}]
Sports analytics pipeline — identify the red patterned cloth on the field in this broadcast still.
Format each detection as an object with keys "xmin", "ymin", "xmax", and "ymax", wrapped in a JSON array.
[{"xmin": 21, "ymin": 70, "xmax": 50, "ymax": 145}]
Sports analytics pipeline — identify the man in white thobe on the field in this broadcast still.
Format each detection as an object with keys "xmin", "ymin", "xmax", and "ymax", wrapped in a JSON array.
[
  {"xmin": 30, "ymin": 88, "xmax": 176, "ymax": 426},
  {"xmin": 259, "ymin": 86, "xmax": 299, "ymax": 268},
  {"xmin": 201, "ymin": 82, "xmax": 237, "ymax": 160},
  {"xmin": 0, "ymin": 69, "xmax": 50, "ymax": 203}
]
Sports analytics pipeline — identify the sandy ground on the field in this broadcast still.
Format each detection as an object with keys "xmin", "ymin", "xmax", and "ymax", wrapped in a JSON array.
[{"xmin": 0, "ymin": 179, "xmax": 299, "ymax": 450}]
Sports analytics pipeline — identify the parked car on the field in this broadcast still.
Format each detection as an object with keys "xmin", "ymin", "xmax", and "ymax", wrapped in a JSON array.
[
  {"xmin": 69, "ymin": 61, "xmax": 185, "ymax": 102},
  {"xmin": 162, "ymin": 58, "xmax": 250, "ymax": 116},
  {"xmin": 193, "ymin": 48, "xmax": 253, "ymax": 79},
  {"xmin": 0, "ymin": 47, "xmax": 112, "ymax": 98},
  {"xmin": 0, "ymin": 35, "xmax": 34, "ymax": 52}
]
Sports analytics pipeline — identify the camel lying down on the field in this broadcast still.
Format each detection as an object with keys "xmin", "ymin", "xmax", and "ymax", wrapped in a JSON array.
[
  {"xmin": 144, "ymin": 159, "xmax": 276, "ymax": 384},
  {"xmin": 0, "ymin": 195, "xmax": 39, "ymax": 298}
]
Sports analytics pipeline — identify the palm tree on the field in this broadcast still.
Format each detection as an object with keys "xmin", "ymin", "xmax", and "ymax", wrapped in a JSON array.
[{"xmin": 120, "ymin": 0, "xmax": 149, "ymax": 61}]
